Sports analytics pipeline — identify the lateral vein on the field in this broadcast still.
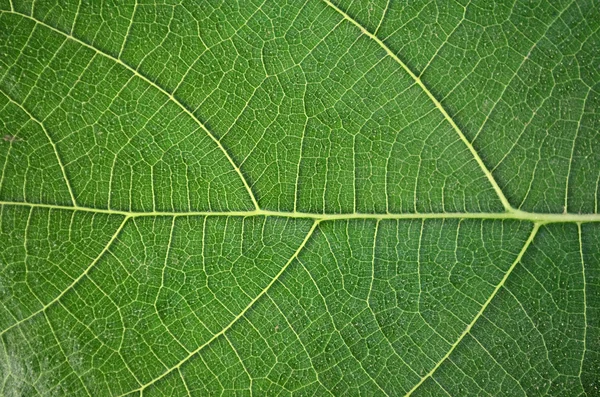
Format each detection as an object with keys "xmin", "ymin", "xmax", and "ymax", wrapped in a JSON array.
[
  {"xmin": 1, "ymin": 10, "xmax": 260, "ymax": 211},
  {"xmin": 319, "ymin": 0, "xmax": 514, "ymax": 212},
  {"xmin": 404, "ymin": 222, "xmax": 541, "ymax": 396},
  {"xmin": 0, "ymin": 89, "xmax": 78, "ymax": 207},
  {"xmin": 0, "ymin": 215, "xmax": 129, "ymax": 337},
  {"xmin": 121, "ymin": 220, "xmax": 320, "ymax": 396}
]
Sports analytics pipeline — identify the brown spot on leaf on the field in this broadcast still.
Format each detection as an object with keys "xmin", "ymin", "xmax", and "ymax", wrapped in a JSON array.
[{"xmin": 3, "ymin": 135, "xmax": 22, "ymax": 143}]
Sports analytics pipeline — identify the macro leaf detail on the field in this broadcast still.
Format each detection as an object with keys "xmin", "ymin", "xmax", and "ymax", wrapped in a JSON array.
[{"xmin": 0, "ymin": 0, "xmax": 599, "ymax": 396}]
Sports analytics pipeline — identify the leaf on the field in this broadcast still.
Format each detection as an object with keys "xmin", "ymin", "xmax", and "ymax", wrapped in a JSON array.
[{"xmin": 0, "ymin": 0, "xmax": 598, "ymax": 395}]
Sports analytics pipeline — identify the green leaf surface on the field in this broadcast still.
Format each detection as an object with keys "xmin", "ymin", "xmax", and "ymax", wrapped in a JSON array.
[{"xmin": 0, "ymin": 0, "xmax": 598, "ymax": 395}]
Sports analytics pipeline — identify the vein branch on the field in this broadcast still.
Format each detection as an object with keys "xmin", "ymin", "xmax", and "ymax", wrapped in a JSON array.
[
  {"xmin": 320, "ymin": 0, "xmax": 513, "ymax": 212},
  {"xmin": 404, "ymin": 222, "xmax": 541, "ymax": 396},
  {"xmin": 577, "ymin": 223, "xmax": 588, "ymax": 381},
  {"xmin": 0, "ymin": 90, "xmax": 78, "ymax": 207},
  {"xmin": 0, "ymin": 215, "xmax": 129, "ymax": 337},
  {"xmin": 2, "ymin": 10, "xmax": 260, "ymax": 211},
  {"xmin": 123, "ymin": 220, "xmax": 320, "ymax": 396}
]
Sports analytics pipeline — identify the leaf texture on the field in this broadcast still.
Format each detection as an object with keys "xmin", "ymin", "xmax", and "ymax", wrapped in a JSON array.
[{"xmin": 0, "ymin": 0, "xmax": 599, "ymax": 396}]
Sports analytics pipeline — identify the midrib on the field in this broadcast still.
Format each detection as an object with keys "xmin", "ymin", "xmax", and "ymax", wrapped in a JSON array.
[
  {"xmin": 4, "ymin": 8, "xmax": 591, "ymax": 227},
  {"xmin": 1, "ymin": 200, "xmax": 599, "ymax": 223}
]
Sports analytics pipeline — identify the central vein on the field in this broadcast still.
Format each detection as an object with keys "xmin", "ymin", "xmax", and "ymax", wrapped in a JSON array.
[{"xmin": 1, "ymin": 201, "xmax": 599, "ymax": 223}]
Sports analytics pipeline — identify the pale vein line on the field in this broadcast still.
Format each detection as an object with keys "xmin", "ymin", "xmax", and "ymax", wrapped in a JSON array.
[
  {"xmin": 23, "ymin": 205, "xmax": 43, "ymax": 306},
  {"xmin": 267, "ymin": 293, "xmax": 334, "ymax": 396},
  {"xmin": 0, "ymin": 333, "xmax": 12, "ymax": 393},
  {"xmin": 0, "ymin": 14, "xmax": 36, "ymax": 83},
  {"xmin": 353, "ymin": 131, "xmax": 357, "ymax": 213},
  {"xmin": 0, "ymin": 215, "xmax": 129, "ymax": 337},
  {"xmin": 374, "ymin": 0, "xmax": 390, "ymax": 35},
  {"xmin": 20, "ymin": 36, "xmax": 68, "ymax": 105},
  {"xmin": 565, "ymin": 88, "xmax": 591, "ymax": 212},
  {"xmin": 418, "ymin": 0, "xmax": 470, "ymax": 77},
  {"xmin": 471, "ymin": 334, "xmax": 528, "ymax": 396},
  {"xmin": 197, "ymin": 352, "xmax": 224, "ymax": 390},
  {"xmin": 178, "ymin": 367, "xmax": 192, "ymax": 397},
  {"xmin": 294, "ymin": 108, "xmax": 308, "ymax": 213},
  {"xmin": 2, "ymin": 10, "xmax": 260, "ymax": 211},
  {"xmin": 43, "ymin": 311, "xmax": 93, "ymax": 397},
  {"xmin": 577, "ymin": 223, "xmax": 587, "ymax": 383},
  {"xmin": 404, "ymin": 222, "xmax": 541, "ymax": 396},
  {"xmin": 416, "ymin": 218, "xmax": 455, "ymax": 346},
  {"xmin": 503, "ymin": 288, "xmax": 556, "ymax": 373},
  {"xmin": 84, "ymin": 275, "xmax": 143, "ymax": 386},
  {"xmin": 118, "ymin": 0, "xmax": 137, "ymax": 59},
  {"xmin": 367, "ymin": 219, "xmax": 379, "ymax": 308},
  {"xmin": 154, "ymin": 216, "xmax": 190, "ymax": 354},
  {"xmin": 320, "ymin": 0, "xmax": 513, "ymax": 212},
  {"xmin": 0, "ymin": 90, "xmax": 78, "ymax": 206},
  {"xmin": 416, "ymin": 218, "xmax": 424, "ymax": 326},
  {"xmin": 121, "ymin": 220, "xmax": 320, "ymax": 396},
  {"xmin": 224, "ymin": 334, "xmax": 253, "ymax": 396},
  {"xmin": 594, "ymin": 157, "xmax": 600, "ymax": 214},
  {"xmin": 0, "ymin": 134, "xmax": 15, "ymax": 214},
  {"xmin": 470, "ymin": 0, "xmax": 569, "ymax": 145},
  {"xmin": 432, "ymin": 378, "xmax": 453, "ymax": 397},
  {"xmin": 297, "ymin": 244, "xmax": 391, "ymax": 396},
  {"xmin": 69, "ymin": 0, "xmax": 81, "ymax": 34},
  {"xmin": 445, "ymin": 356, "xmax": 495, "ymax": 397},
  {"xmin": 2, "ymin": 200, "xmax": 600, "ymax": 223},
  {"xmin": 356, "ymin": 218, "xmax": 423, "ymax": 384}
]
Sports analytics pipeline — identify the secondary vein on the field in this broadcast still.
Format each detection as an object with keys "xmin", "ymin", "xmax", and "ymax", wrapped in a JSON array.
[
  {"xmin": 120, "ymin": 219, "xmax": 320, "ymax": 396},
  {"xmin": 404, "ymin": 222, "xmax": 540, "ymax": 396},
  {"xmin": 1, "ymin": 10, "xmax": 261, "ymax": 212},
  {"xmin": 319, "ymin": 0, "xmax": 514, "ymax": 213},
  {"xmin": 0, "ymin": 89, "xmax": 78, "ymax": 207},
  {"xmin": 0, "ymin": 215, "xmax": 129, "ymax": 337}
]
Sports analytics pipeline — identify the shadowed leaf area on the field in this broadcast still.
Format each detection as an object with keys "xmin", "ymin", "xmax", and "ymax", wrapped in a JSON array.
[{"xmin": 0, "ymin": 0, "xmax": 599, "ymax": 395}]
